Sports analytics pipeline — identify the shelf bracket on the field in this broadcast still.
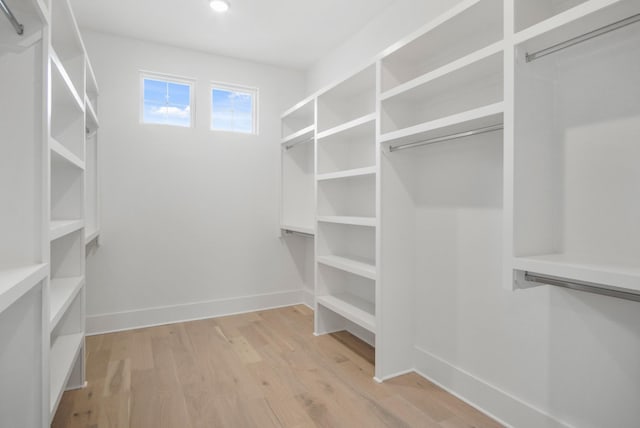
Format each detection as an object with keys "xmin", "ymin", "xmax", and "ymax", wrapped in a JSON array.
[
  {"xmin": 0, "ymin": 0, "xmax": 23, "ymax": 35},
  {"xmin": 526, "ymin": 13, "xmax": 640, "ymax": 62},
  {"xmin": 524, "ymin": 272, "xmax": 640, "ymax": 303}
]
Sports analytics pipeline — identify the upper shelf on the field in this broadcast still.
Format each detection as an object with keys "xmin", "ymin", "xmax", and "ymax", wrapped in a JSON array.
[
  {"xmin": 514, "ymin": 0, "xmax": 640, "ymax": 54},
  {"xmin": 50, "ymin": 220, "xmax": 84, "ymax": 241},
  {"xmin": 0, "ymin": 264, "xmax": 48, "ymax": 314},
  {"xmin": 282, "ymin": 98, "xmax": 314, "ymax": 141},
  {"xmin": 51, "ymin": 0, "xmax": 85, "ymax": 98},
  {"xmin": 0, "ymin": 0, "xmax": 48, "ymax": 54},
  {"xmin": 317, "ymin": 113, "xmax": 376, "ymax": 141},
  {"xmin": 317, "ymin": 64, "xmax": 376, "ymax": 133},
  {"xmin": 381, "ymin": 0, "xmax": 503, "ymax": 93},
  {"xmin": 281, "ymin": 124, "xmax": 314, "ymax": 149},
  {"xmin": 513, "ymin": 253, "xmax": 640, "ymax": 294},
  {"xmin": 380, "ymin": 102, "xmax": 504, "ymax": 148}
]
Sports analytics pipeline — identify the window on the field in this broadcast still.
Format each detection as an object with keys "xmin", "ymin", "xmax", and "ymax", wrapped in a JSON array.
[
  {"xmin": 141, "ymin": 73, "xmax": 193, "ymax": 127},
  {"xmin": 211, "ymin": 83, "xmax": 258, "ymax": 134}
]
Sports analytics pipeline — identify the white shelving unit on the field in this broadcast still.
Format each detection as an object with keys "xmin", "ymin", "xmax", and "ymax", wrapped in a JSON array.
[
  {"xmin": 0, "ymin": 0, "xmax": 49, "ymax": 426},
  {"xmin": 281, "ymin": 97, "xmax": 316, "ymax": 306},
  {"xmin": 85, "ymin": 56, "xmax": 100, "ymax": 245},
  {"xmin": 46, "ymin": 0, "xmax": 91, "ymax": 420},
  {"xmin": 314, "ymin": 63, "xmax": 379, "ymax": 360},
  {"xmin": 506, "ymin": 0, "xmax": 640, "ymax": 294}
]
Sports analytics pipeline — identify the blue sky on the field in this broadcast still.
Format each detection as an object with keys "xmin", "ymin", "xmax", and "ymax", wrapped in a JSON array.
[
  {"xmin": 211, "ymin": 88, "xmax": 253, "ymax": 133},
  {"xmin": 143, "ymin": 78, "xmax": 191, "ymax": 127}
]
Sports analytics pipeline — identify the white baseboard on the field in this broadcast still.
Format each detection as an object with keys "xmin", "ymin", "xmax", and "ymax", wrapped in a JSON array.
[
  {"xmin": 86, "ymin": 289, "xmax": 305, "ymax": 335},
  {"xmin": 414, "ymin": 346, "xmax": 571, "ymax": 428}
]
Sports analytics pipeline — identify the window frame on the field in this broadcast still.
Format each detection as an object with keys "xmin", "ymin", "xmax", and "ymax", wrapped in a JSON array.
[
  {"xmin": 139, "ymin": 71, "xmax": 196, "ymax": 128},
  {"xmin": 210, "ymin": 81, "xmax": 259, "ymax": 135}
]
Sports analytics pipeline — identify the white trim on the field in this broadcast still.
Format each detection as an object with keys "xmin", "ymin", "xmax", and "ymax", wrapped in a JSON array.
[
  {"xmin": 413, "ymin": 346, "xmax": 572, "ymax": 428},
  {"xmin": 86, "ymin": 289, "xmax": 305, "ymax": 335},
  {"xmin": 139, "ymin": 71, "xmax": 195, "ymax": 128}
]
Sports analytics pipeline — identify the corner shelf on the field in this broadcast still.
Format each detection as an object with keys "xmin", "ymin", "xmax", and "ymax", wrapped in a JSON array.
[
  {"xmin": 514, "ymin": 0, "xmax": 639, "ymax": 53},
  {"xmin": 317, "ymin": 294, "xmax": 376, "ymax": 333},
  {"xmin": 317, "ymin": 255, "xmax": 376, "ymax": 280},
  {"xmin": 85, "ymin": 229, "xmax": 100, "ymax": 245},
  {"xmin": 317, "ymin": 113, "xmax": 376, "ymax": 140},
  {"xmin": 281, "ymin": 224, "xmax": 315, "ymax": 236},
  {"xmin": 49, "ymin": 332, "xmax": 83, "ymax": 416},
  {"xmin": 379, "ymin": 102, "xmax": 504, "ymax": 147},
  {"xmin": 50, "ymin": 220, "xmax": 84, "ymax": 241},
  {"xmin": 317, "ymin": 216, "xmax": 376, "ymax": 227},
  {"xmin": 0, "ymin": 0, "xmax": 48, "ymax": 54},
  {"xmin": 85, "ymin": 96, "xmax": 99, "ymax": 133},
  {"xmin": 513, "ymin": 255, "xmax": 640, "ymax": 293},
  {"xmin": 0, "ymin": 264, "xmax": 48, "ymax": 314},
  {"xmin": 49, "ymin": 276, "xmax": 84, "ymax": 330},
  {"xmin": 281, "ymin": 125, "xmax": 314, "ymax": 148}
]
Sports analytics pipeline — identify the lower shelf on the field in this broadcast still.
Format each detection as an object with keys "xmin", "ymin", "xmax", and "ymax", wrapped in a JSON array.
[
  {"xmin": 513, "ymin": 254, "xmax": 640, "ymax": 293},
  {"xmin": 50, "ymin": 277, "xmax": 84, "ymax": 330},
  {"xmin": 317, "ymin": 293, "xmax": 376, "ymax": 333},
  {"xmin": 0, "ymin": 264, "xmax": 48, "ymax": 314},
  {"xmin": 317, "ymin": 255, "xmax": 376, "ymax": 280},
  {"xmin": 50, "ymin": 332, "xmax": 83, "ymax": 416}
]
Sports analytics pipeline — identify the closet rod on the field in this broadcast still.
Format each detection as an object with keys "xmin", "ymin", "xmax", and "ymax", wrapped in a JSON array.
[
  {"xmin": 282, "ymin": 229, "xmax": 314, "ymax": 238},
  {"xmin": 388, "ymin": 124, "xmax": 503, "ymax": 152},
  {"xmin": 0, "ymin": 0, "xmax": 23, "ymax": 35},
  {"xmin": 285, "ymin": 137, "xmax": 314, "ymax": 151},
  {"xmin": 526, "ymin": 13, "xmax": 640, "ymax": 62},
  {"xmin": 524, "ymin": 272, "xmax": 640, "ymax": 302}
]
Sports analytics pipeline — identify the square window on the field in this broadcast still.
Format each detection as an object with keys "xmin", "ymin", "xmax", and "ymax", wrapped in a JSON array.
[
  {"xmin": 211, "ymin": 83, "xmax": 258, "ymax": 134},
  {"xmin": 141, "ymin": 73, "xmax": 194, "ymax": 127}
]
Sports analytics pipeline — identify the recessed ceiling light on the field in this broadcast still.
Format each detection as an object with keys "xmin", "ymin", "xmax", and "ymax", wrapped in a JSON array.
[{"xmin": 210, "ymin": 0, "xmax": 230, "ymax": 13}]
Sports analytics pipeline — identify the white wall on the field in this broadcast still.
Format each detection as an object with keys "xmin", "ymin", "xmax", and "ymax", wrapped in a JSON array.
[
  {"xmin": 307, "ymin": 2, "xmax": 640, "ymax": 427},
  {"xmin": 83, "ymin": 31, "xmax": 307, "ymax": 333},
  {"xmin": 306, "ymin": 0, "xmax": 454, "ymax": 92}
]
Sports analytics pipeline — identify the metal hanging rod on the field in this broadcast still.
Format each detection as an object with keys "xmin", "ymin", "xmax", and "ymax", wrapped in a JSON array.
[
  {"xmin": 526, "ymin": 13, "xmax": 640, "ymax": 62},
  {"xmin": 285, "ymin": 137, "xmax": 314, "ymax": 151},
  {"xmin": 524, "ymin": 272, "xmax": 640, "ymax": 303},
  {"xmin": 389, "ymin": 123, "xmax": 503, "ymax": 153},
  {"xmin": 282, "ymin": 229, "xmax": 314, "ymax": 238},
  {"xmin": 0, "ymin": 0, "xmax": 24, "ymax": 35}
]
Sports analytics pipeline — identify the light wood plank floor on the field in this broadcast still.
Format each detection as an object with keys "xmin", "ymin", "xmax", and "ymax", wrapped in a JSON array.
[{"xmin": 52, "ymin": 305, "xmax": 502, "ymax": 428}]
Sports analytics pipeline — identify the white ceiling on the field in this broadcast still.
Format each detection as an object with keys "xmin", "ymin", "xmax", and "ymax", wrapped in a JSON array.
[{"xmin": 70, "ymin": 0, "xmax": 395, "ymax": 70}]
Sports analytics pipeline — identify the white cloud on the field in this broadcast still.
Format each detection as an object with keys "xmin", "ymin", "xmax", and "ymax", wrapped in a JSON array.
[{"xmin": 151, "ymin": 105, "xmax": 190, "ymax": 119}]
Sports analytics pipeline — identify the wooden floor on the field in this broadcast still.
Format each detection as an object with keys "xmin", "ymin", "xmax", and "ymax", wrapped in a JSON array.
[{"xmin": 52, "ymin": 305, "xmax": 502, "ymax": 428}]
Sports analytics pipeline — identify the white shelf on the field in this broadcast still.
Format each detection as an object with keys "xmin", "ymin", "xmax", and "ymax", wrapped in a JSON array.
[
  {"xmin": 317, "ymin": 255, "xmax": 376, "ymax": 280},
  {"xmin": 381, "ymin": 41, "xmax": 504, "ymax": 101},
  {"xmin": 49, "ymin": 276, "xmax": 84, "ymax": 330},
  {"xmin": 0, "ymin": 0, "xmax": 47, "ymax": 54},
  {"xmin": 317, "ymin": 294, "xmax": 376, "ymax": 333},
  {"xmin": 514, "ymin": 0, "xmax": 640, "ymax": 52},
  {"xmin": 379, "ymin": 102, "xmax": 504, "ymax": 147},
  {"xmin": 85, "ymin": 57, "xmax": 99, "ymax": 99},
  {"xmin": 0, "ymin": 264, "xmax": 48, "ymax": 314},
  {"xmin": 318, "ymin": 216, "xmax": 376, "ymax": 227},
  {"xmin": 50, "ymin": 138, "xmax": 85, "ymax": 170},
  {"xmin": 50, "ymin": 49, "xmax": 84, "ymax": 114},
  {"xmin": 317, "ymin": 113, "xmax": 376, "ymax": 140},
  {"xmin": 513, "ymin": 254, "xmax": 640, "ymax": 293},
  {"xmin": 317, "ymin": 166, "xmax": 376, "ymax": 182},
  {"xmin": 85, "ymin": 96, "xmax": 99, "ymax": 132},
  {"xmin": 281, "ymin": 125, "xmax": 314, "ymax": 147},
  {"xmin": 50, "ymin": 220, "xmax": 84, "ymax": 241},
  {"xmin": 50, "ymin": 332, "xmax": 83, "ymax": 416},
  {"xmin": 85, "ymin": 229, "xmax": 100, "ymax": 245},
  {"xmin": 281, "ymin": 224, "xmax": 315, "ymax": 236}
]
